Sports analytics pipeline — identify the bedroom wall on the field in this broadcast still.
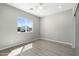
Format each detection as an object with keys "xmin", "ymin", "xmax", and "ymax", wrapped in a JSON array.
[
  {"xmin": 75, "ymin": 4, "xmax": 79, "ymax": 55},
  {"xmin": 0, "ymin": 4, "xmax": 40, "ymax": 50},
  {"xmin": 40, "ymin": 9, "xmax": 75, "ymax": 46}
]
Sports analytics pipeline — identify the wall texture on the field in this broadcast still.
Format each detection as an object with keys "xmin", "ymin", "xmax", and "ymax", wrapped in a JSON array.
[
  {"xmin": 40, "ymin": 9, "xmax": 75, "ymax": 45},
  {"xmin": 75, "ymin": 4, "xmax": 79, "ymax": 55},
  {"xmin": 0, "ymin": 4, "xmax": 40, "ymax": 50}
]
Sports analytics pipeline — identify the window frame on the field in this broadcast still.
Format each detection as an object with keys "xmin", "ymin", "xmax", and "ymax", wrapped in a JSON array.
[{"xmin": 17, "ymin": 17, "xmax": 33, "ymax": 33}]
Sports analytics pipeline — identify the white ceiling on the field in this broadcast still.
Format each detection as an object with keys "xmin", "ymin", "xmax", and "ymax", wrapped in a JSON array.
[{"xmin": 8, "ymin": 3, "xmax": 75, "ymax": 17}]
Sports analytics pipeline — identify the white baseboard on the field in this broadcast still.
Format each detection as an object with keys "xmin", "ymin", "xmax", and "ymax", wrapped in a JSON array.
[
  {"xmin": 40, "ymin": 38, "xmax": 73, "ymax": 47},
  {"xmin": 0, "ymin": 38, "xmax": 38, "ymax": 51},
  {"xmin": 0, "ymin": 38, "xmax": 74, "ymax": 51}
]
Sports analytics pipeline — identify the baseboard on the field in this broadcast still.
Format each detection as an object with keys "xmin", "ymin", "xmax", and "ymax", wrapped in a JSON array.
[
  {"xmin": 40, "ymin": 38, "xmax": 73, "ymax": 47},
  {"xmin": 0, "ymin": 38, "xmax": 38, "ymax": 51},
  {"xmin": 0, "ymin": 38, "xmax": 74, "ymax": 51}
]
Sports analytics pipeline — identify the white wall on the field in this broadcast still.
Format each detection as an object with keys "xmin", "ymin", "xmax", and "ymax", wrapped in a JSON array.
[
  {"xmin": 0, "ymin": 4, "xmax": 40, "ymax": 50},
  {"xmin": 75, "ymin": 4, "xmax": 79, "ymax": 55},
  {"xmin": 0, "ymin": 3, "xmax": 75, "ymax": 50},
  {"xmin": 40, "ymin": 9, "xmax": 75, "ymax": 45}
]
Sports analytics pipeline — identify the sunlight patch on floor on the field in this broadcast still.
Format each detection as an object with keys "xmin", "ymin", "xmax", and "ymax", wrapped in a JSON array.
[
  {"xmin": 8, "ymin": 47, "xmax": 23, "ymax": 56},
  {"xmin": 22, "ymin": 43, "xmax": 32, "ymax": 52},
  {"xmin": 8, "ymin": 43, "xmax": 32, "ymax": 56}
]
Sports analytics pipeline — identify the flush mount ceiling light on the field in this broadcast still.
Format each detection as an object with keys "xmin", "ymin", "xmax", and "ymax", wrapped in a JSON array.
[
  {"xmin": 29, "ymin": 3, "xmax": 44, "ymax": 11},
  {"xmin": 36, "ymin": 3, "xmax": 44, "ymax": 10},
  {"xmin": 29, "ymin": 3, "xmax": 47, "ymax": 11},
  {"xmin": 39, "ymin": 3, "xmax": 44, "ymax": 6},
  {"xmin": 36, "ymin": 3, "xmax": 45, "ymax": 10}
]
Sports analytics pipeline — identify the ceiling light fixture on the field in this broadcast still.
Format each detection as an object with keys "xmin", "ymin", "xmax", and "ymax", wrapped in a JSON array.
[
  {"xmin": 30, "ymin": 3, "xmax": 45, "ymax": 10},
  {"xmin": 36, "ymin": 3, "xmax": 44, "ymax": 10},
  {"xmin": 39, "ymin": 3, "xmax": 44, "ymax": 6}
]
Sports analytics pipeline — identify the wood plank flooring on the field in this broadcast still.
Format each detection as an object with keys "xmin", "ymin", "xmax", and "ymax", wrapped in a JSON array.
[{"xmin": 0, "ymin": 39, "xmax": 74, "ymax": 56}]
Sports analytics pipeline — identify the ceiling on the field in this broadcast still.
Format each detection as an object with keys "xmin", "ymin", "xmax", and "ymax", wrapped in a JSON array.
[{"xmin": 8, "ymin": 3, "xmax": 75, "ymax": 17}]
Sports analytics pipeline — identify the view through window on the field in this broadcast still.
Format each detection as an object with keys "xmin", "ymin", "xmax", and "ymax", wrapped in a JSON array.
[{"xmin": 17, "ymin": 17, "xmax": 33, "ymax": 32}]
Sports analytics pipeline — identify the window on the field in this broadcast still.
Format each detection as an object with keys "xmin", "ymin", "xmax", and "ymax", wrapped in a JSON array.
[{"xmin": 17, "ymin": 17, "xmax": 33, "ymax": 32}]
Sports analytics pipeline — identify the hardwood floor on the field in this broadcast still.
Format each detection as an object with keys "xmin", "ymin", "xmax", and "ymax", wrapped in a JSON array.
[{"xmin": 0, "ymin": 39, "xmax": 74, "ymax": 56}]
